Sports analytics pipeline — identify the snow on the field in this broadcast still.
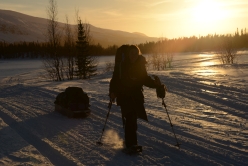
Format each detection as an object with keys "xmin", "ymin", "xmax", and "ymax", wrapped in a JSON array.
[
  {"xmin": 0, "ymin": 52, "xmax": 247, "ymax": 166},
  {"xmin": 0, "ymin": 10, "xmax": 158, "ymax": 47}
]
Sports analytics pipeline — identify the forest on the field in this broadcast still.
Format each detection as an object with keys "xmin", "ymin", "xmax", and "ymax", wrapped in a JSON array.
[{"xmin": 0, "ymin": 28, "xmax": 248, "ymax": 59}]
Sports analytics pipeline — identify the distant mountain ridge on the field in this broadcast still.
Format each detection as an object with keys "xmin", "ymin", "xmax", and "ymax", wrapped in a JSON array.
[{"xmin": 0, "ymin": 9, "xmax": 158, "ymax": 47}]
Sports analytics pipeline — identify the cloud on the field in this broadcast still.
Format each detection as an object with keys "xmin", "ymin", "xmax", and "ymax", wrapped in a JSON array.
[
  {"xmin": 102, "ymin": 10, "xmax": 122, "ymax": 17},
  {"xmin": 1, "ymin": 2, "xmax": 46, "ymax": 18},
  {"xmin": 1, "ymin": 3, "xmax": 29, "ymax": 10},
  {"xmin": 149, "ymin": 0, "xmax": 172, "ymax": 7}
]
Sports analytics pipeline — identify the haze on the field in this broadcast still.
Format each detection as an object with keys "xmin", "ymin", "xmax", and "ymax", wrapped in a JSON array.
[{"xmin": 1, "ymin": 0, "xmax": 248, "ymax": 38}]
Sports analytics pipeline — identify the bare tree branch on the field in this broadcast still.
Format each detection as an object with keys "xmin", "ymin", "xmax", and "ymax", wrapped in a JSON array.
[{"xmin": 43, "ymin": 0, "xmax": 63, "ymax": 81}]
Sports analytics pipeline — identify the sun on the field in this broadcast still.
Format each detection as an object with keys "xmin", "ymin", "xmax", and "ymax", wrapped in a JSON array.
[{"xmin": 191, "ymin": 0, "xmax": 227, "ymax": 24}]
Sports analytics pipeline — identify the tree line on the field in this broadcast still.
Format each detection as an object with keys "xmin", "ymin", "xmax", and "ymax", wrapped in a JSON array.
[
  {"xmin": 0, "ymin": 41, "xmax": 118, "ymax": 59},
  {"xmin": 138, "ymin": 28, "xmax": 248, "ymax": 54},
  {"xmin": 1, "ymin": 28, "xmax": 247, "ymax": 60}
]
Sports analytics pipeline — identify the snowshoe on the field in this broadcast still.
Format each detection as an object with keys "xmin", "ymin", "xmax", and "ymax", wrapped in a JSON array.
[{"xmin": 122, "ymin": 145, "xmax": 142, "ymax": 155}]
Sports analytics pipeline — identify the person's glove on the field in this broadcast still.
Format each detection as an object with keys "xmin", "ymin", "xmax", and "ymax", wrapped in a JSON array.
[
  {"xmin": 153, "ymin": 75, "xmax": 167, "ymax": 98},
  {"xmin": 156, "ymin": 84, "xmax": 167, "ymax": 98},
  {"xmin": 109, "ymin": 92, "xmax": 116, "ymax": 103}
]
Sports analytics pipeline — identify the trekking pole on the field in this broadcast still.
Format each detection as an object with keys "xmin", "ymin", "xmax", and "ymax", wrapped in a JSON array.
[
  {"xmin": 162, "ymin": 98, "xmax": 181, "ymax": 149},
  {"xmin": 96, "ymin": 100, "xmax": 112, "ymax": 146}
]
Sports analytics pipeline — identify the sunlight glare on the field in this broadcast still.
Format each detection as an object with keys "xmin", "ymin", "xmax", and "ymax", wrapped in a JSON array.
[
  {"xmin": 200, "ymin": 61, "xmax": 215, "ymax": 66},
  {"xmin": 193, "ymin": 69, "xmax": 217, "ymax": 76},
  {"xmin": 191, "ymin": 0, "xmax": 227, "ymax": 24},
  {"xmin": 198, "ymin": 54, "xmax": 216, "ymax": 66}
]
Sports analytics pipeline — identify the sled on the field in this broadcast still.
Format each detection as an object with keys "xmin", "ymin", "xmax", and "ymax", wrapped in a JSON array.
[{"xmin": 54, "ymin": 104, "xmax": 91, "ymax": 118}]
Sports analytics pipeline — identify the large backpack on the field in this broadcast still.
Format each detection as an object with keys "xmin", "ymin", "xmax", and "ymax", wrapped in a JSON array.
[
  {"xmin": 115, "ymin": 45, "xmax": 129, "ymax": 64},
  {"xmin": 110, "ymin": 45, "xmax": 130, "ymax": 96},
  {"xmin": 114, "ymin": 45, "xmax": 130, "ymax": 79}
]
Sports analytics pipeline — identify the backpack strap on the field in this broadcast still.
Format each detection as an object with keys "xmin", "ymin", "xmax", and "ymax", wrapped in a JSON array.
[
  {"xmin": 119, "ymin": 52, "xmax": 125, "ymax": 79},
  {"xmin": 122, "ymin": 115, "xmax": 126, "ymax": 129}
]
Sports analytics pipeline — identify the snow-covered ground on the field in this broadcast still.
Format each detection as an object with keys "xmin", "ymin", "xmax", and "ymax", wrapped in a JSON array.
[{"xmin": 0, "ymin": 52, "xmax": 247, "ymax": 166}]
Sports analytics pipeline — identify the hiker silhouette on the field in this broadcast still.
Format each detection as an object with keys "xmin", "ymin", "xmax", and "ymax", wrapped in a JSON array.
[{"xmin": 109, "ymin": 45, "xmax": 165, "ymax": 149}]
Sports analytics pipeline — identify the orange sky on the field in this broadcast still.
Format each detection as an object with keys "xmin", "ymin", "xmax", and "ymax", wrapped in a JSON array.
[{"xmin": 1, "ymin": 0, "xmax": 248, "ymax": 38}]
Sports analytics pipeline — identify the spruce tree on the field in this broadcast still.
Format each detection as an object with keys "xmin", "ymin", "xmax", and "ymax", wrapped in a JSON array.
[{"xmin": 75, "ymin": 19, "xmax": 97, "ymax": 79}]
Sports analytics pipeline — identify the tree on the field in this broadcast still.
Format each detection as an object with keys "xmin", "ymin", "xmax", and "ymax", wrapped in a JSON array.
[
  {"xmin": 64, "ymin": 15, "xmax": 75, "ymax": 80},
  {"xmin": 216, "ymin": 38, "xmax": 238, "ymax": 64},
  {"xmin": 43, "ymin": 0, "xmax": 63, "ymax": 81},
  {"xmin": 148, "ymin": 38, "xmax": 174, "ymax": 71},
  {"xmin": 75, "ymin": 18, "xmax": 97, "ymax": 79}
]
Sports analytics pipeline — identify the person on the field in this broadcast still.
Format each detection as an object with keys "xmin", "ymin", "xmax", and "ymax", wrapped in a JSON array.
[{"xmin": 109, "ymin": 45, "xmax": 164, "ymax": 151}]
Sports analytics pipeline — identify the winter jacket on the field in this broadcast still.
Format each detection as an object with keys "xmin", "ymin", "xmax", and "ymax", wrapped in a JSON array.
[{"xmin": 109, "ymin": 55, "xmax": 157, "ymax": 121}]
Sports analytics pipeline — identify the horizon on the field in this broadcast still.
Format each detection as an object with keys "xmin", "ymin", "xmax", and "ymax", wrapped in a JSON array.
[{"xmin": 1, "ymin": 0, "xmax": 248, "ymax": 39}]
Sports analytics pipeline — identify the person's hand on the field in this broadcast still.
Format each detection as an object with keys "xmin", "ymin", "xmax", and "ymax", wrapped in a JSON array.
[
  {"xmin": 110, "ymin": 93, "xmax": 116, "ymax": 103},
  {"xmin": 154, "ymin": 78, "xmax": 161, "ymax": 87},
  {"xmin": 153, "ymin": 75, "xmax": 162, "ymax": 87},
  {"xmin": 156, "ymin": 84, "xmax": 167, "ymax": 99}
]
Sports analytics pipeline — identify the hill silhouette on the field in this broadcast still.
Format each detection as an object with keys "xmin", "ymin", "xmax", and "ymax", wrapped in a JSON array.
[{"xmin": 0, "ymin": 9, "xmax": 158, "ymax": 47}]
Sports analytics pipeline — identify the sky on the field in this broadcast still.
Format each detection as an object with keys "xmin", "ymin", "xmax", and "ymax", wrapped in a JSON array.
[{"xmin": 1, "ymin": 0, "xmax": 248, "ymax": 38}]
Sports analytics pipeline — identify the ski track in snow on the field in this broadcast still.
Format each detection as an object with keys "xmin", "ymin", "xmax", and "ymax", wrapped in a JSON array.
[{"xmin": 0, "ymin": 55, "xmax": 248, "ymax": 165}]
